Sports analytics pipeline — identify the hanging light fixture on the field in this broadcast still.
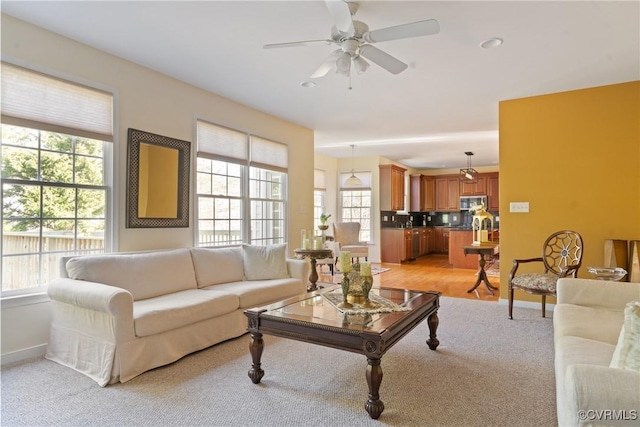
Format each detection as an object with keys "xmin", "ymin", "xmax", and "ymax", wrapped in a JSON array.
[
  {"xmin": 344, "ymin": 144, "xmax": 363, "ymax": 186},
  {"xmin": 460, "ymin": 151, "xmax": 478, "ymax": 183}
]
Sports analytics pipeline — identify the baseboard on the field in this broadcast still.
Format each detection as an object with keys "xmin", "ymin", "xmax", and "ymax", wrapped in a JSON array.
[
  {"xmin": 1, "ymin": 344, "xmax": 47, "ymax": 366},
  {"xmin": 498, "ymin": 298, "xmax": 555, "ymax": 312}
]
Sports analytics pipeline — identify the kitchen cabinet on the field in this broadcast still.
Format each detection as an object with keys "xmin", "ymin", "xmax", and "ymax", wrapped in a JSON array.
[
  {"xmin": 419, "ymin": 228, "xmax": 429, "ymax": 255},
  {"xmin": 449, "ymin": 230, "xmax": 479, "ymax": 269},
  {"xmin": 426, "ymin": 227, "xmax": 435, "ymax": 254},
  {"xmin": 436, "ymin": 176, "xmax": 460, "ymax": 212},
  {"xmin": 380, "ymin": 164, "xmax": 407, "ymax": 211},
  {"xmin": 433, "ymin": 227, "xmax": 451, "ymax": 253},
  {"xmin": 460, "ymin": 175, "xmax": 487, "ymax": 196},
  {"xmin": 487, "ymin": 172, "xmax": 500, "ymax": 211},
  {"xmin": 410, "ymin": 174, "xmax": 436, "ymax": 212},
  {"xmin": 381, "ymin": 228, "xmax": 412, "ymax": 263}
]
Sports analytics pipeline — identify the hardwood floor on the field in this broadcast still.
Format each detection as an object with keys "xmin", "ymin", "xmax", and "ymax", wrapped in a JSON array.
[{"xmin": 318, "ymin": 254, "xmax": 500, "ymax": 302}]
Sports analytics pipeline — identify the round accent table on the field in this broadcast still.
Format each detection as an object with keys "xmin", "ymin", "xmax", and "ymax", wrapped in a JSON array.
[{"xmin": 294, "ymin": 248, "xmax": 333, "ymax": 292}]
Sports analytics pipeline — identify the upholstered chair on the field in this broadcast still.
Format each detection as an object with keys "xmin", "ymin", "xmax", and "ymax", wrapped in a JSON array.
[
  {"xmin": 508, "ymin": 230, "xmax": 584, "ymax": 319},
  {"xmin": 332, "ymin": 222, "xmax": 369, "ymax": 267}
]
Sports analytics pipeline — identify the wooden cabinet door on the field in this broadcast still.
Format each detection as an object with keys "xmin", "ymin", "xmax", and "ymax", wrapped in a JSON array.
[
  {"xmin": 446, "ymin": 178, "xmax": 460, "ymax": 211},
  {"xmin": 460, "ymin": 175, "xmax": 487, "ymax": 196},
  {"xmin": 427, "ymin": 228, "xmax": 435, "ymax": 254},
  {"xmin": 404, "ymin": 229, "xmax": 412, "ymax": 260},
  {"xmin": 419, "ymin": 228, "xmax": 428, "ymax": 256},
  {"xmin": 391, "ymin": 167, "xmax": 405, "ymax": 211},
  {"xmin": 410, "ymin": 174, "xmax": 422, "ymax": 212},
  {"xmin": 435, "ymin": 178, "xmax": 448, "ymax": 211},
  {"xmin": 379, "ymin": 164, "xmax": 407, "ymax": 211},
  {"xmin": 487, "ymin": 173, "xmax": 499, "ymax": 211},
  {"xmin": 434, "ymin": 228, "xmax": 444, "ymax": 253},
  {"xmin": 381, "ymin": 229, "xmax": 404, "ymax": 263},
  {"xmin": 443, "ymin": 229, "xmax": 450, "ymax": 253},
  {"xmin": 424, "ymin": 176, "xmax": 436, "ymax": 211}
]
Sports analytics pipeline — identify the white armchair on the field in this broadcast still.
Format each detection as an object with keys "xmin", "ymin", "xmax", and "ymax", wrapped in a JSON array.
[{"xmin": 332, "ymin": 222, "xmax": 369, "ymax": 265}]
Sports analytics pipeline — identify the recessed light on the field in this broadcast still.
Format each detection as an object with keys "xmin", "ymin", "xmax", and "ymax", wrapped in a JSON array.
[
  {"xmin": 480, "ymin": 38, "xmax": 503, "ymax": 49},
  {"xmin": 300, "ymin": 81, "xmax": 316, "ymax": 88}
]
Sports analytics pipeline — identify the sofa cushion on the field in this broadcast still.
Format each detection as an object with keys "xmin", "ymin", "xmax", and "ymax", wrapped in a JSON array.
[
  {"xmin": 553, "ymin": 303, "xmax": 624, "ymax": 345},
  {"xmin": 190, "ymin": 247, "xmax": 244, "ymax": 287},
  {"xmin": 610, "ymin": 301, "xmax": 640, "ymax": 372},
  {"xmin": 202, "ymin": 278, "xmax": 301, "ymax": 309},
  {"xmin": 242, "ymin": 244, "xmax": 289, "ymax": 281},
  {"xmin": 133, "ymin": 289, "xmax": 239, "ymax": 337},
  {"xmin": 66, "ymin": 249, "xmax": 197, "ymax": 301}
]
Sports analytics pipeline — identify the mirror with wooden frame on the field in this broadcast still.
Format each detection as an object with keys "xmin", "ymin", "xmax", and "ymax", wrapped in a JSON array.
[{"xmin": 126, "ymin": 128, "xmax": 190, "ymax": 228}]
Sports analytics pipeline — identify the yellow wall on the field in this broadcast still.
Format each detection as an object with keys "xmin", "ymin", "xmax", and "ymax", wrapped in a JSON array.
[{"xmin": 499, "ymin": 81, "xmax": 640, "ymax": 304}]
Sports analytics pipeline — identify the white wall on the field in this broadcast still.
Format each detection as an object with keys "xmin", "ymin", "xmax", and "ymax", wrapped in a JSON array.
[{"xmin": 0, "ymin": 15, "xmax": 315, "ymax": 362}]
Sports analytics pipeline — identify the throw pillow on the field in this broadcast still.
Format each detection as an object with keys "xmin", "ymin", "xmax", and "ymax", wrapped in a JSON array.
[
  {"xmin": 243, "ymin": 244, "xmax": 289, "ymax": 281},
  {"xmin": 610, "ymin": 301, "xmax": 640, "ymax": 371}
]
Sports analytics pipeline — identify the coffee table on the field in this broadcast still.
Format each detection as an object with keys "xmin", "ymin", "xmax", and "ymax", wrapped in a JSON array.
[{"xmin": 244, "ymin": 286, "xmax": 441, "ymax": 419}]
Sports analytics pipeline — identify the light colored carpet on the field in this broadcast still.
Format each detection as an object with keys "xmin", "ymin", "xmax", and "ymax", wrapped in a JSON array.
[{"xmin": 1, "ymin": 297, "xmax": 556, "ymax": 427}]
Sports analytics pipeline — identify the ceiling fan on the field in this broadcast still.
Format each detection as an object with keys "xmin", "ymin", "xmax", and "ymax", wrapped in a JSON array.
[{"xmin": 264, "ymin": 1, "xmax": 440, "ymax": 80}]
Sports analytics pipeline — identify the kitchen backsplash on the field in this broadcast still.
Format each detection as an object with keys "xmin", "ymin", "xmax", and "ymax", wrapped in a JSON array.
[{"xmin": 381, "ymin": 210, "xmax": 500, "ymax": 228}]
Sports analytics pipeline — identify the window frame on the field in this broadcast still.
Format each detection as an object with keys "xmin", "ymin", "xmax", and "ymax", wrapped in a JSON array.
[
  {"xmin": 0, "ymin": 62, "xmax": 115, "ymax": 304},
  {"xmin": 195, "ymin": 120, "xmax": 288, "ymax": 248}
]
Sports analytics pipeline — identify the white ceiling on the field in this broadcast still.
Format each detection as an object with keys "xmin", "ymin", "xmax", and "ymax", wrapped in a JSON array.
[{"xmin": 2, "ymin": 1, "xmax": 639, "ymax": 169}]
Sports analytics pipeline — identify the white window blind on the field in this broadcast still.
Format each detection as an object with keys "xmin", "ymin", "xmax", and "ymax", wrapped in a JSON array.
[
  {"xmin": 197, "ymin": 120, "xmax": 248, "ymax": 163},
  {"xmin": 1, "ymin": 62, "xmax": 113, "ymax": 141},
  {"xmin": 314, "ymin": 169, "xmax": 326, "ymax": 190},
  {"xmin": 250, "ymin": 135, "xmax": 288, "ymax": 172}
]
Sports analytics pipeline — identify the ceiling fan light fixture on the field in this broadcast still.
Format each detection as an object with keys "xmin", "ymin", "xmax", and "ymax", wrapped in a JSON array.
[
  {"xmin": 336, "ymin": 52, "xmax": 352, "ymax": 76},
  {"xmin": 480, "ymin": 37, "xmax": 503, "ymax": 49},
  {"xmin": 353, "ymin": 55, "xmax": 370, "ymax": 74},
  {"xmin": 460, "ymin": 151, "xmax": 478, "ymax": 183}
]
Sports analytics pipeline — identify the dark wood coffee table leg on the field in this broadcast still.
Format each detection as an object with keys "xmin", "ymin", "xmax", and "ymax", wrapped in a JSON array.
[
  {"xmin": 365, "ymin": 357, "xmax": 384, "ymax": 419},
  {"xmin": 427, "ymin": 311, "xmax": 440, "ymax": 350},
  {"xmin": 248, "ymin": 332, "xmax": 264, "ymax": 384}
]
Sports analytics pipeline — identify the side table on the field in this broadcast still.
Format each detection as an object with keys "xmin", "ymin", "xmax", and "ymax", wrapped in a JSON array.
[
  {"xmin": 294, "ymin": 248, "xmax": 333, "ymax": 291},
  {"xmin": 463, "ymin": 244, "xmax": 499, "ymax": 296}
]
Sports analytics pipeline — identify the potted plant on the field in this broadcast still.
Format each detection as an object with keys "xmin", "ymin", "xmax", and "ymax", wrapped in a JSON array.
[{"xmin": 319, "ymin": 213, "xmax": 331, "ymax": 231}]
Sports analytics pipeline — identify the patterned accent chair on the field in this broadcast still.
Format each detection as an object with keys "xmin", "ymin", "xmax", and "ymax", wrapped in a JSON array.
[
  {"xmin": 332, "ymin": 222, "xmax": 369, "ymax": 268},
  {"xmin": 508, "ymin": 230, "xmax": 584, "ymax": 319}
]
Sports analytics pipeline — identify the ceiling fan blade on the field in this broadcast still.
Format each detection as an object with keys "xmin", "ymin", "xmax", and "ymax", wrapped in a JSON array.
[
  {"xmin": 324, "ymin": 0, "xmax": 355, "ymax": 35},
  {"xmin": 310, "ymin": 49, "xmax": 342, "ymax": 78},
  {"xmin": 363, "ymin": 19, "xmax": 440, "ymax": 43},
  {"xmin": 263, "ymin": 39, "xmax": 333, "ymax": 49},
  {"xmin": 359, "ymin": 44, "xmax": 408, "ymax": 74}
]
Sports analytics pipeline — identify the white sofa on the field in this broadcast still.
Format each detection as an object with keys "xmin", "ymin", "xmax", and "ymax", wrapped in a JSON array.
[
  {"xmin": 45, "ymin": 245, "xmax": 308, "ymax": 386},
  {"xmin": 554, "ymin": 278, "xmax": 640, "ymax": 426}
]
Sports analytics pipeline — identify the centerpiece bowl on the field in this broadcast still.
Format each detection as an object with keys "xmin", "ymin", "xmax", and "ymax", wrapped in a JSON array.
[{"xmin": 587, "ymin": 267, "xmax": 627, "ymax": 281}]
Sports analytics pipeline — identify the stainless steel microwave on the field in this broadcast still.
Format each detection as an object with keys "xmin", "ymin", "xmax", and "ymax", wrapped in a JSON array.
[{"xmin": 460, "ymin": 195, "xmax": 487, "ymax": 210}]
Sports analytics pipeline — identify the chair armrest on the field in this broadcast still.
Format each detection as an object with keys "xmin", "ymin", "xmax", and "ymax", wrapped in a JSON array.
[
  {"xmin": 556, "ymin": 278, "xmax": 640, "ymax": 308},
  {"xmin": 509, "ymin": 257, "xmax": 544, "ymax": 280},
  {"xmin": 563, "ymin": 364, "xmax": 640, "ymax": 426}
]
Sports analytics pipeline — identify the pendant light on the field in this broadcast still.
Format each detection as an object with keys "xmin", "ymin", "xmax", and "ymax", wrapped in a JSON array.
[
  {"xmin": 344, "ymin": 144, "xmax": 363, "ymax": 186},
  {"xmin": 460, "ymin": 151, "xmax": 478, "ymax": 183}
]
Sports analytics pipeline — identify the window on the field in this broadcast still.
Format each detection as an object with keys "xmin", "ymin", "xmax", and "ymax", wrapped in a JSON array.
[
  {"xmin": 339, "ymin": 172, "xmax": 372, "ymax": 242},
  {"xmin": 313, "ymin": 169, "xmax": 326, "ymax": 235},
  {"xmin": 196, "ymin": 120, "xmax": 287, "ymax": 247},
  {"xmin": 1, "ymin": 63, "xmax": 113, "ymax": 297}
]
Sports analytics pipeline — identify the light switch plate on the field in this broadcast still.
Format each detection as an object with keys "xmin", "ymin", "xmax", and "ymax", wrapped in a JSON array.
[{"xmin": 510, "ymin": 202, "xmax": 529, "ymax": 213}]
